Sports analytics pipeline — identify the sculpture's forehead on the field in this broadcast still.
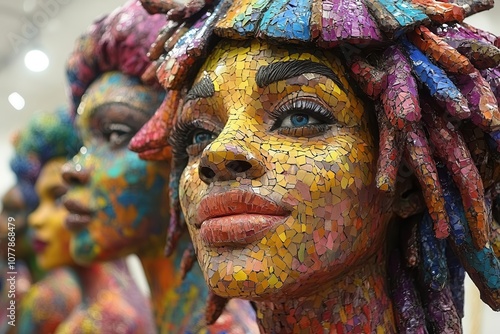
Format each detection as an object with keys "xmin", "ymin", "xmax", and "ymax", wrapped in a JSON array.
[
  {"xmin": 77, "ymin": 71, "xmax": 163, "ymax": 121},
  {"xmin": 202, "ymin": 39, "xmax": 344, "ymax": 73}
]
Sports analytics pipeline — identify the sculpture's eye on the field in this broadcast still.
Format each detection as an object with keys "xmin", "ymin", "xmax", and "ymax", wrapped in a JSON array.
[
  {"xmin": 171, "ymin": 118, "xmax": 220, "ymax": 159},
  {"xmin": 192, "ymin": 130, "xmax": 217, "ymax": 145},
  {"xmin": 270, "ymin": 97, "xmax": 336, "ymax": 137},
  {"xmin": 281, "ymin": 113, "xmax": 318, "ymax": 128},
  {"xmin": 103, "ymin": 123, "xmax": 133, "ymax": 148}
]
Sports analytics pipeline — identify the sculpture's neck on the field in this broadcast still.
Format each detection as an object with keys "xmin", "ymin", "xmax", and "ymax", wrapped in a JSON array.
[
  {"xmin": 75, "ymin": 262, "xmax": 112, "ymax": 302},
  {"xmin": 25, "ymin": 255, "xmax": 46, "ymax": 282},
  {"xmin": 75, "ymin": 259, "xmax": 136, "ymax": 303},
  {"xmin": 255, "ymin": 257, "xmax": 396, "ymax": 334},
  {"xmin": 66, "ymin": 259, "xmax": 155, "ymax": 333},
  {"xmin": 138, "ymin": 233, "xmax": 209, "ymax": 332}
]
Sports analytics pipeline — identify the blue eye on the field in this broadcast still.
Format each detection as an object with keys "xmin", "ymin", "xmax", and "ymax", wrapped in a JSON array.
[
  {"xmin": 193, "ymin": 130, "xmax": 216, "ymax": 144},
  {"xmin": 281, "ymin": 112, "xmax": 319, "ymax": 128},
  {"xmin": 291, "ymin": 114, "xmax": 309, "ymax": 126},
  {"xmin": 269, "ymin": 98, "xmax": 336, "ymax": 137}
]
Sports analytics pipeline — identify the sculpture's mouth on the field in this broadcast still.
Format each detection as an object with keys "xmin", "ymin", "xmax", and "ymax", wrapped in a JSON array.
[
  {"xmin": 197, "ymin": 190, "xmax": 289, "ymax": 246},
  {"xmin": 63, "ymin": 199, "xmax": 93, "ymax": 231},
  {"xmin": 32, "ymin": 237, "xmax": 48, "ymax": 254}
]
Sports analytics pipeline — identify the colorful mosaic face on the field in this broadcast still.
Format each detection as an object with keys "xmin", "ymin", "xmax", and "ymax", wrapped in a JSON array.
[
  {"xmin": 176, "ymin": 39, "xmax": 393, "ymax": 299},
  {"xmin": 63, "ymin": 71, "xmax": 168, "ymax": 264},
  {"xmin": 29, "ymin": 158, "xmax": 75, "ymax": 270}
]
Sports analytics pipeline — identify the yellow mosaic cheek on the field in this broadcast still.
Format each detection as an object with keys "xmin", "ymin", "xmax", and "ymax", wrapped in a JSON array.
[{"xmin": 179, "ymin": 161, "xmax": 206, "ymax": 220}]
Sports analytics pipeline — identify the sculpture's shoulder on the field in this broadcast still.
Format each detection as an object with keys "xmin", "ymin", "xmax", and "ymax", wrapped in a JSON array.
[
  {"xmin": 18, "ymin": 268, "xmax": 80, "ymax": 334},
  {"xmin": 56, "ymin": 287, "xmax": 155, "ymax": 334}
]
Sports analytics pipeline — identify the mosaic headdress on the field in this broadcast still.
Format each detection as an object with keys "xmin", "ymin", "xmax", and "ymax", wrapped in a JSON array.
[
  {"xmin": 10, "ymin": 107, "xmax": 81, "ymax": 211},
  {"xmin": 65, "ymin": 0, "xmax": 167, "ymax": 116},
  {"xmin": 131, "ymin": 0, "xmax": 500, "ymax": 331}
]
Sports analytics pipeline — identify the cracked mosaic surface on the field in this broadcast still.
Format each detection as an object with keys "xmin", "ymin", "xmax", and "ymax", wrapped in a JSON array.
[
  {"xmin": 131, "ymin": 0, "xmax": 500, "ymax": 332},
  {"xmin": 175, "ymin": 39, "xmax": 396, "ymax": 333}
]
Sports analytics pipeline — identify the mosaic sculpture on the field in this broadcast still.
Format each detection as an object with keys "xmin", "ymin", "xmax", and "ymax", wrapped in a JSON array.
[
  {"xmin": 0, "ymin": 109, "xmax": 80, "ymax": 334},
  {"xmin": 0, "ymin": 112, "xmax": 58, "ymax": 333},
  {"xmin": 63, "ymin": 1, "xmax": 257, "ymax": 332},
  {"xmin": 130, "ymin": 0, "xmax": 500, "ymax": 332},
  {"xmin": 7, "ymin": 108, "xmax": 155, "ymax": 334}
]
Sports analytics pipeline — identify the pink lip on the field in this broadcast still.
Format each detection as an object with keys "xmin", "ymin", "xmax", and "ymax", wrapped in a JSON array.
[
  {"xmin": 63, "ymin": 199, "xmax": 93, "ymax": 231},
  {"xmin": 32, "ymin": 238, "xmax": 48, "ymax": 254},
  {"xmin": 197, "ymin": 190, "xmax": 289, "ymax": 246}
]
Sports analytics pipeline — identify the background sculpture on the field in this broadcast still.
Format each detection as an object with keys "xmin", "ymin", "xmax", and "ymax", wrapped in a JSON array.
[
  {"xmin": 1, "ymin": 108, "xmax": 81, "ymax": 334},
  {"xmin": 4, "ymin": 108, "xmax": 155, "ymax": 334}
]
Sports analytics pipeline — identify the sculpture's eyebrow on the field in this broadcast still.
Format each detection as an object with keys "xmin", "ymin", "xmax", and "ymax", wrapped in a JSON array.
[
  {"xmin": 256, "ymin": 60, "xmax": 345, "ymax": 92},
  {"xmin": 186, "ymin": 74, "xmax": 215, "ymax": 101}
]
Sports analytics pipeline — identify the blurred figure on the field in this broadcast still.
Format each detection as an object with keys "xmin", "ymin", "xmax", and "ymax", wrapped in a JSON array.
[{"xmin": 4, "ymin": 108, "xmax": 155, "ymax": 334}]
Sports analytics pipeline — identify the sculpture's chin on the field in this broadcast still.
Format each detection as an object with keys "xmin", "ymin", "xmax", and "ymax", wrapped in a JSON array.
[
  {"xmin": 206, "ymin": 271, "xmax": 291, "ymax": 302},
  {"xmin": 210, "ymin": 284, "xmax": 281, "ymax": 301},
  {"xmin": 70, "ymin": 233, "xmax": 97, "ymax": 265}
]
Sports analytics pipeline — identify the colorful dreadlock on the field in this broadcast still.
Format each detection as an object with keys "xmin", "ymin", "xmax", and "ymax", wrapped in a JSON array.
[
  {"xmin": 130, "ymin": 0, "xmax": 500, "ymax": 329},
  {"xmin": 10, "ymin": 107, "xmax": 81, "ymax": 211},
  {"xmin": 65, "ymin": 0, "xmax": 166, "ymax": 117}
]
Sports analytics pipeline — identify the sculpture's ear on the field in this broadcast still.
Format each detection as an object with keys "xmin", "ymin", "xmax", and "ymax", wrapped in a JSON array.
[{"xmin": 392, "ymin": 163, "xmax": 426, "ymax": 218}]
